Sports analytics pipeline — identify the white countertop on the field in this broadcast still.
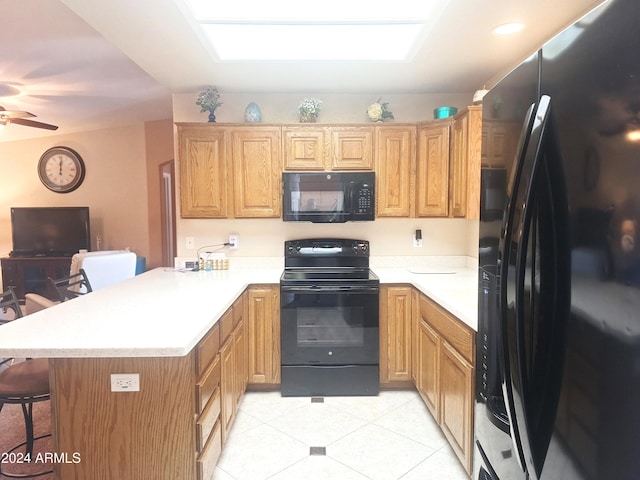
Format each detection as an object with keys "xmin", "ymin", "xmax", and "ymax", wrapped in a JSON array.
[
  {"xmin": 374, "ymin": 266, "xmax": 478, "ymax": 330},
  {"xmin": 0, "ymin": 263, "xmax": 477, "ymax": 359}
]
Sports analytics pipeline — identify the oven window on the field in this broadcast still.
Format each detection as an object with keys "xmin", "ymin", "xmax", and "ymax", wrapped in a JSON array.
[
  {"xmin": 281, "ymin": 289, "xmax": 379, "ymax": 365},
  {"xmin": 290, "ymin": 190, "xmax": 344, "ymax": 213},
  {"xmin": 296, "ymin": 306, "xmax": 364, "ymax": 347}
]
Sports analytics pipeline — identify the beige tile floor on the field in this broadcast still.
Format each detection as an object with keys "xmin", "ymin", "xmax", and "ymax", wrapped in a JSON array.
[{"xmin": 214, "ymin": 390, "xmax": 470, "ymax": 480}]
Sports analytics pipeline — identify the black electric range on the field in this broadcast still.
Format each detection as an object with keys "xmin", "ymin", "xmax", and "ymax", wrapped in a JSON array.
[{"xmin": 280, "ymin": 238, "xmax": 380, "ymax": 396}]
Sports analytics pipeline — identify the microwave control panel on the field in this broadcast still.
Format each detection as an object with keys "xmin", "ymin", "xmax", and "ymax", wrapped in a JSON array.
[{"xmin": 355, "ymin": 183, "xmax": 374, "ymax": 214}]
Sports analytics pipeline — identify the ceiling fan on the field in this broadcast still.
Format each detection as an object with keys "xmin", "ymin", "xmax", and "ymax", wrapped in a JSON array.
[{"xmin": 0, "ymin": 106, "xmax": 58, "ymax": 130}]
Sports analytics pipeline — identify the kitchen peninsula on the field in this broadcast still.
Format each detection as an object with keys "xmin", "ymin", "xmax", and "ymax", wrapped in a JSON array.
[{"xmin": 0, "ymin": 262, "xmax": 477, "ymax": 479}]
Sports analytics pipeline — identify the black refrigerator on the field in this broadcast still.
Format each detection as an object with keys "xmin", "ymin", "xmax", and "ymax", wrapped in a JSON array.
[{"xmin": 476, "ymin": 0, "xmax": 640, "ymax": 479}]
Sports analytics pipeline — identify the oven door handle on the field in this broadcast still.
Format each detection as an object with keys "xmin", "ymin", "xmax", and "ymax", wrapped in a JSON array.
[{"xmin": 281, "ymin": 285, "xmax": 379, "ymax": 294}]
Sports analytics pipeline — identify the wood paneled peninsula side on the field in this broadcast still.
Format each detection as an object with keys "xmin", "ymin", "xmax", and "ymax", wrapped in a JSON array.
[{"xmin": 0, "ymin": 264, "xmax": 476, "ymax": 479}]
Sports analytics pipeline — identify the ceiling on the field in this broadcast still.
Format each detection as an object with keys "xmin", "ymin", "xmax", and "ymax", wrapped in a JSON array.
[{"xmin": 0, "ymin": 0, "xmax": 605, "ymax": 143}]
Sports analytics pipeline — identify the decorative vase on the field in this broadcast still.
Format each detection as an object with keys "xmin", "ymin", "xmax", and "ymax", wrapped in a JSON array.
[
  {"xmin": 244, "ymin": 102, "xmax": 262, "ymax": 123},
  {"xmin": 208, "ymin": 112, "xmax": 216, "ymax": 122},
  {"xmin": 299, "ymin": 113, "xmax": 317, "ymax": 123}
]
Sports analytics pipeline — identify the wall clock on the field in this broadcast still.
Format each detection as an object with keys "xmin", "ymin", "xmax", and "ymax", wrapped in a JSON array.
[{"xmin": 38, "ymin": 146, "xmax": 86, "ymax": 193}]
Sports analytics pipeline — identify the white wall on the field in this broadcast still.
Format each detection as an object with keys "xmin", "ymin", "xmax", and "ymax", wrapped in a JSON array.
[
  {"xmin": 0, "ymin": 125, "xmax": 150, "ymax": 261},
  {"xmin": 172, "ymin": 92, "xmax": 479, "ymax": 260}
]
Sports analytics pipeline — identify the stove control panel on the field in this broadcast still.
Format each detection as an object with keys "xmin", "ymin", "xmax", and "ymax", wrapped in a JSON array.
[{"xmin": 284, "ymin": 239, "xmax": 370, "ymax": 260}]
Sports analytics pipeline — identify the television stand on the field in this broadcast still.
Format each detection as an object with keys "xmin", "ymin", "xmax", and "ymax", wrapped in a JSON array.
[{"xmin": 1, "ymin": 256, "xmax": 72, "ymax": 302}]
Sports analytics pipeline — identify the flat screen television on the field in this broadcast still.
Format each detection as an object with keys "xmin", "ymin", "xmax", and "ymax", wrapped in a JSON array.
[{"xmin": 10, "ymin": 207, "xmax": 91, "ymax": 257}]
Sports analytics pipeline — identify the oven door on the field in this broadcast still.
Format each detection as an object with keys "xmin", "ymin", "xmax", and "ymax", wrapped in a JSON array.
[{"xmin": 280, "ymin": 284, "xmax": 379, "ymax": 366}]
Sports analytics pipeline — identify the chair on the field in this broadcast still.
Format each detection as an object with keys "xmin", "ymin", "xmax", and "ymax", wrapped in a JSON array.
[
  {"xmin": 26, "ymin": 250, "xmax": 137, "ymax": 306},
  {"xmin": 0, "ymin": 288, "xmax": 52, "ymax": 478},
  {"xmin": 48, "ymin": 268, "xmax": 93, "ymax": 302},
  {"xmin": 1, "ymin": 288, "xmax": 22, "ymax": 325}
]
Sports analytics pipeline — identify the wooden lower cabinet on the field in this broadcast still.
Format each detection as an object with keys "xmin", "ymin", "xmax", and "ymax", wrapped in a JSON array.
[
  {"xmin": 440, "ymin": 339, "xmax": 474, "ymax": 472},
  {"xmin": 416, "ymin": 293, "xmax": 475, "ymax": 475},
  {"xmin": 247, "ymin": 285, "xmax": 280, "ymax": 384},
  {"xmin": 48, "ymin": 284, "xmax": 473, "ymax": 479},
  {"xmin": 417, "ymin": 317, "xmax": 440, "ymax": 418},
  {"xmin": 380, "ymin": 285, "xmax": 413, "ymax": 383},
  {"xmin": 50, "ymin": 288, "xmax": 265, "ymax": 480}
]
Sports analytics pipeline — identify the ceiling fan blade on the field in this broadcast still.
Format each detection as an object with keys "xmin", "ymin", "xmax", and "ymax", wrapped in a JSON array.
[
  {"xmin": 0, "ymin": 110, "xmax": 36, "ymax": 118},
  {"xmin": 9, "ymin": 117, "xmax": 58, "ymax": 130}
]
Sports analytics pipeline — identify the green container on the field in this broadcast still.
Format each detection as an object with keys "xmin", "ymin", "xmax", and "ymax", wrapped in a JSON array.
[{"xmin": 433, "ymin": 106, "xmax": 458, "ymax": 119}]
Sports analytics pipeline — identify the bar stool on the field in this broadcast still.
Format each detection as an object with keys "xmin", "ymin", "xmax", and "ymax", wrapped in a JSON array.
[{"xmin": 0, "ymin": 287, "xmax": 52, "ymax": 478}]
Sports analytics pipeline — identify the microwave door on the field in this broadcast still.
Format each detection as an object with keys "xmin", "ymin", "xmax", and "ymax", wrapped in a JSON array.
[{"xmin": 290, "ymin": 184, "xmax": 347, "ymax": 223}]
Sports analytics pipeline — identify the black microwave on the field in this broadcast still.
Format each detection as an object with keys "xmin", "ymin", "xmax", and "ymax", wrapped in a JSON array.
[{"xmin": 282, "ymin": 172, "xmax": 375, "ymax": 223}]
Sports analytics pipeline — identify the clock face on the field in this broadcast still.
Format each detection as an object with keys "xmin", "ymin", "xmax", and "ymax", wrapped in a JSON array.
[{"xmin": 38, "ymin": 147, "xmax": 85, "ymax": 193}]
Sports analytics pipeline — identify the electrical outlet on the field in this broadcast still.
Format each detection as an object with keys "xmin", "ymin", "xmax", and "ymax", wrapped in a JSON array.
[
  {"xmin": 110, "ymin": 373, "xmax": 140, "ymax": 392},
  {"xmin": 185, "ymin": 236, "xmax": 195, "ymax": 249},
  {"xmin": 229, "ymin": 234, "xmax": 240, "ymax": 250},
  {"xmin": 413, "ymin": 229, "xmax": 423, "ymax": 248}
]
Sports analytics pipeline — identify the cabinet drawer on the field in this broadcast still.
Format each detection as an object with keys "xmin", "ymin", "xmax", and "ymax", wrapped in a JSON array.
[
  {"xmin": 195, "ymin": 323, "xmax": 220, "ymax": 377},
  {"xmin": 232, "ymin": 295, "xmax": 244, "ymax": 328},
  {"xmin": 220, "ymin": 309, "xmax": 234, "ymax": 345},
  {"xmin": 197, "ymin": 420, "xmax": 222, "ymax": 480},
  {"xmin": 196, "ymin": 387, "xmax": 221, "ymax": 452},
  {"xmin": 420, "ymin": 296, "xmax": 474, "ymax": 363},
  {"xmin": 196, "ymin": 355, "xmax": 221, "ymax": 413}
]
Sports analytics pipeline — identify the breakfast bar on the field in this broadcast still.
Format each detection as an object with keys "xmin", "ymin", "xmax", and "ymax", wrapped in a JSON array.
[{"xmin": 0, "ymin": 263, "xmax": 477, "ymax": 479}]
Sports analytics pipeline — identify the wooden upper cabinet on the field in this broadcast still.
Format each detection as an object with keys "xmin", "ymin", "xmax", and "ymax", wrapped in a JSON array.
[
  {"xmin": 282, "ymin": 126, "xmax": 328, "ymax": 170},
  {"xmin": 178, "ymin": 125, "xmax": 229, "ymax": 218},
  {"xmin": 450, "ymin": 106, "xmax": 482, "ymax": 219},
  {"xmin": 230, "ymin": 127, "xmax": 282, "ymax": 218},
  {"xmin": 330, "ymin": 126, "xmax": 374, "ymax": 170},
  {"xmin": 375, "ymin": 126, "xmax": 416, "ymax": 217},
  {"xmin": 416, "ymin": 121, "xmax": 451, "ymax": 217}
]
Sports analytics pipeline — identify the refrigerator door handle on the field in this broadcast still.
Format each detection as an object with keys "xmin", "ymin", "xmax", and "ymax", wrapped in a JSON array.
[
  {"xmin": 498, "ymin": 100, "xmax": 538, "ymax": 473},
  {"xmin": 502, "ymin": 95, "xmax": 571, "ymax": 480}
]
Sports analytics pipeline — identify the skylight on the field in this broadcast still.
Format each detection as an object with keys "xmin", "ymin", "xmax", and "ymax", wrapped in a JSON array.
[{"xmin": 182, "ymin": 0, "xmax": 438, "ymax": 62}]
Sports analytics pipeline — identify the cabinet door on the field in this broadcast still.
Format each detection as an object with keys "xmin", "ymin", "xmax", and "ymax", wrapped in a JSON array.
[
  {"xmin": 375, "ymin": 126, "xmax": 416, "ymax": 217},
  {"xmin": 220, "ymin": 335, "xmax": 235, "ymax": 445},
  {"xmin": 247, "ymin": 286, "xmax": 280, "ymax": 384},
  {"xmin": 450, "ymin": 115, "xmax": 468, "ymax": 218},
  {"xmin": 330, "ymin": 127, "xmax": 374, "ymax": 170},
  {"xmin": 234, "ymin": 319, "xmax": 247, "ymax": 407},
  {"xmin": 440, "ymin": 340, "xmax": 474, "ymax": 475},
  {"xmin": 418, "ymin": 318, "xmax": 440, "ymax": 420},
  {"xmin": 450, "ymin": 106, "xmax": 481, "ymax": 219},
  {"xmin": 416, "ymin": 123, "xmax": 450, "ymax": 217},
  {"xmin": 283, "ymin": 126, "xmax": 328, "ymax": 170},
  {"xmin": 230, "ymin": 127, "xmax": 282, "ymax": 217},
  {"xmin": 233, "ymin": 293, "xmax": 248, "ymax": 405},
  {"xmin": 178, "ymin": 125, "xmax": 229, "ymax": 218},
  {"xmin": 380, "ymin": 286, "xmax": 413, "ymax": 382}
]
